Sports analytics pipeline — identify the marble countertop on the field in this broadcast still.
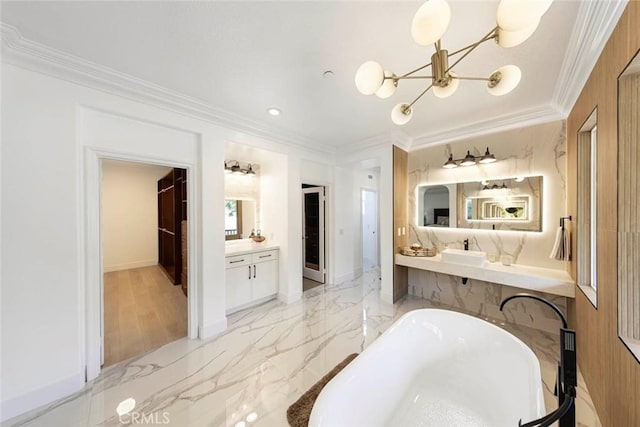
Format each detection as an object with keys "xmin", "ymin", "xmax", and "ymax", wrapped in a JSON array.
[
  {"xmin": 396, "ymin": 253, "xmax": 575, "ymax": 298},
  {"xmin": 225, "ymin": 240, "xmax": 280, "ymax": 256}
]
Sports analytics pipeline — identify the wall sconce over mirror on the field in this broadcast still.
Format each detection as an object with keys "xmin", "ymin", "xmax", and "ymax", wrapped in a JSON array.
[
  {"xmin": 225, "ymin": 160, "xmax": 257, "ymax": 176},
  {"xmin": 418, "ymin": 175, "xmax": 542, "ymax": 231},
  {"xmin": 443, "ymin": 147, "xmax": 497, "ymax": 168}
]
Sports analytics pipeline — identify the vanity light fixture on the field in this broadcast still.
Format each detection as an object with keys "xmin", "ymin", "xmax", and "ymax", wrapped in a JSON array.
[
  {"xmin": 224, "ymin": 160, "xmax": 258, "ymax": 176},
  {"xmin": 230, "ymin": 161, "xmax": 243, "ymax": 174},
  {"xmin": 355, "ymin": 0, "xmax": 551, "ymax": 125},
  {"xmin": 442, "ymin": 147, "xmax": 497, "ymax": 168}
]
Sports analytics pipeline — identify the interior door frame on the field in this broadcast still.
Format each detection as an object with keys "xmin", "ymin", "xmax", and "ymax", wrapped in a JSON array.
[
  {"xmin": 361, "ymin": 188, "xmax": 380, "ymax": 270},
  {"xmin": 84, "ymin": 148, "xmax": 197, "ymax": 380},
  {"xmin": 302, "ymin": 186, "xmax": 326, "ymax": 283}
]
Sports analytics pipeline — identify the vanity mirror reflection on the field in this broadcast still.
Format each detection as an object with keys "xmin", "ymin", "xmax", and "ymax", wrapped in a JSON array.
[
  {"xmin": 418, "ymin": 175, "xmax": 543, "ymax": 231},
  {"xmin": 225, "ymin": 199, "xmax": 257, "ymax": 240}
]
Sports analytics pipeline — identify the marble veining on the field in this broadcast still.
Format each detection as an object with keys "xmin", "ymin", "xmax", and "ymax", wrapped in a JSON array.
[{"xmin": 4, "ymin": 270, "xmax": 600, "ymax": 427}]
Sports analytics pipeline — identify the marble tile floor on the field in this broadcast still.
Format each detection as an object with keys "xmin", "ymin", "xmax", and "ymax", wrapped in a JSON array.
[{"xmin": 5, "ymin": 269, "xmax": 601, "ymax": 427}]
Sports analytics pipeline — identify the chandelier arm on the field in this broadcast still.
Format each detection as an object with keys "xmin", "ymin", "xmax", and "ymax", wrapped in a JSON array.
[
  {"xmin": 395, "ymin": 75, "xmax": 435, "ymax": 80},
  {"xmin": 399, "ymin": 63, "xmax": 432, "ymax": 79},
  {"xmin": 406, "ymin": 83, "xmax": 434, "ymax": 109},
  {"xmin": 448, "ymin": 34, "xmax": 498, "ymax": 57},
  {"xmin": 445, "ymin": 26, "xmax": 499, "ymax": 73},
  {"xmin": 452, "ymin": 76, "xmax": 491, "ymax": 81}
]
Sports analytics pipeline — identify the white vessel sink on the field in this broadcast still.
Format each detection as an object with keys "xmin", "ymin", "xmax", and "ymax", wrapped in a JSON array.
[{"xmin": 441, "ymin": 248, "xmax": 487, "ymax": 267}]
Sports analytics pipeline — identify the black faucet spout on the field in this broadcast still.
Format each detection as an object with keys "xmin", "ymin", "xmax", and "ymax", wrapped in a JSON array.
[
  {"xmin": 499, "ymin": 293, "xmax": 567, "ymax": 328},
  {"xmin": 463, "ymin": 239, "xmax": 469, "ymax": 250}
]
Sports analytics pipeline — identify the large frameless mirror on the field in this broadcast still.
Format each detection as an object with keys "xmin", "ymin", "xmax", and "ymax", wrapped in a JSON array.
[{"xmin": 417, "ymin": 175, "xmax": 543, "ymax": 232}]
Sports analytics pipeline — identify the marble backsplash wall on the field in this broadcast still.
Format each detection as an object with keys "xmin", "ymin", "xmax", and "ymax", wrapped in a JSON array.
[
  {"xmin": 408, "ymin": 269, "xmax": 567, "ymax": 333},
  {"xmin": 406, "ymin": 120, "xmax": 569, "ymax": 332},
  {"xmin": 408, "ymin": 120, "xmax": 568, "ymax": 270}
]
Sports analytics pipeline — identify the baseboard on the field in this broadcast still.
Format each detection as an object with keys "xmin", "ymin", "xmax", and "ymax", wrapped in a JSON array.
[
  {"xmin": 0, "ymin": 372, "xmax": 85, "ymax": 422},
  {"xmin": 103, "ymin": 259, "xmax": 157, "ymax": 273},
  {"xmin": 200, "ymin": 317, "xmax": 227, "ymax": 340},
  {"xmin": 278, "ymin": 291, "xmax": 302, "ymax": 304}
]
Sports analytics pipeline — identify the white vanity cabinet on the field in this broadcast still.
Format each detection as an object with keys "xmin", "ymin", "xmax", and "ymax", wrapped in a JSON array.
[{"xmin": 225, "ymin": 248, "xmax": 279, "ymax": 314}]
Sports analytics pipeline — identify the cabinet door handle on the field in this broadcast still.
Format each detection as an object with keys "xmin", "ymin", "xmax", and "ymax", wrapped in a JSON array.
[
  {"xmin": 248, "ymin": 265, "xmax": 251, "ymax": 279},
  {"xmin": 253, "ymin": 265, "xmax": 256, "ymax": 278},
  {"xmin": 230, "ymin": 259, "xmax": 245, "ymax": 264},
  {"xmin": 259, "ymin": 254, "xmax": 271, "ymax": 259}
]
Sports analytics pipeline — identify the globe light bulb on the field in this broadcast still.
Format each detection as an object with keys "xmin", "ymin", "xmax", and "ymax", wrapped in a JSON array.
[
  {"xmin": 432, "ymin": 72, "xmax": 460, "ymax": 98},
  {"xmin": 375, "ymin": 70, "xmax": 398, "ymax": 99},
  {"xmin": 391, "ymin": 103, "xmax": 413, "ymax": 125},
  {"xmin": 355, "ymin": 61, "xmax": 385, "ymax": 95},
  {"xmin": 487, "ymin": 65, "xmax": 521, "ymax": 96},
  {"xmin": 411, "ymin": 0, "xmax": 451, "ymax": 46}
]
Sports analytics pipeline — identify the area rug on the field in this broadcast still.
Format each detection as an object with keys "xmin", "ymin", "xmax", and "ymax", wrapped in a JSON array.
[{"xmin": 286, "ymin": 353, "xmax": 358, "ymax": 427}]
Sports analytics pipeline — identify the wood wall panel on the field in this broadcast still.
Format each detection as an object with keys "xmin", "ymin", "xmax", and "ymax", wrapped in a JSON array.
[
  {"xmin": 393, "ymin": 145, "xmax": 408, "ymax": 302},
  {"xmin": 567, "ymin": 2, "xmax": 640, "ymax": 426}
]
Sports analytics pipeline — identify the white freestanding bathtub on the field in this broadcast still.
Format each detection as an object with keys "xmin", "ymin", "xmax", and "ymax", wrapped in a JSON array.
[{"xmin": 309, "ymin": 309, "xmax": 545, "ymax": 427}]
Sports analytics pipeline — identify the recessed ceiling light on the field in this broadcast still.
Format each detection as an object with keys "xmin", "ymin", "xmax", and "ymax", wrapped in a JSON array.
[
  {"xmin": 267, "ymin": 107, "xmax": 281, "ymax": 116},
  {"xmin": 323, "ymin": 70, "xmax": 334, "ymax": 78}
]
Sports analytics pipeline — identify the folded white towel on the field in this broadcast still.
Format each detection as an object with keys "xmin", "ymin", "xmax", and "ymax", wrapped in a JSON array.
[{"xmin": 550, "ymin": 226, "xmax": 571, "ymax": 261}]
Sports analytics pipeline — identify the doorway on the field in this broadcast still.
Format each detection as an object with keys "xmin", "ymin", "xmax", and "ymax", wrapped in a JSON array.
[
  {"xmin": 361, "ymin": 189, "xmax": 379, "ymax": 270},
  {"xmin": 302, "ymin": 185, "xmax": 325, "ymax": 289},
  {"xmin": 101, "ymin": 159, "xmax": 188, "ymax": 366}
]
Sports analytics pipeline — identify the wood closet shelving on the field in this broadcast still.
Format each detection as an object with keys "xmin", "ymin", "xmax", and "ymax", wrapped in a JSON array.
[{"xmin": 158, "ymin": 168, "xmax": 187, "ymax": 290}]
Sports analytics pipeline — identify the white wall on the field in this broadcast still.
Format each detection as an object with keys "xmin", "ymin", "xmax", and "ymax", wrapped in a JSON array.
[
  {"xmin": 0, "ymin": 62, "xmax": 336, "ymax": 421},
  {"xmin": 102, "ymin": 160, "xmax": 172, "ymax": 272}
]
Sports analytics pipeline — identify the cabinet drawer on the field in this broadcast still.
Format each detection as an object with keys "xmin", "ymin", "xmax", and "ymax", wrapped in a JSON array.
[
  {"xmin": 225, "ymin": 254, "xmax": 251, "ymax": 269},
  {"xmin": 252, "ymin": 250, "xmax": 279, "ymax": 264}
]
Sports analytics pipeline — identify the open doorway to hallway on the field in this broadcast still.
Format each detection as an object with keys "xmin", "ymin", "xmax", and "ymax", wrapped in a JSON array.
[
  {"xmin": 302, "ymin": 184, "xmax": 326, "ymax": 291},
  {"xmin": 101, "ymin": 160, "xmax": 188, "ymax": 366},
  {"xmin": 361, "ymin": 189, "xmax": 379, "ymax": 271}
]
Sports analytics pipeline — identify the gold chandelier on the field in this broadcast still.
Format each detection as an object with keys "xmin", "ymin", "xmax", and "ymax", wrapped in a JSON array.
[{"xmin": 355, "ymin": 0, "xmax": 553, "ymax": 125}]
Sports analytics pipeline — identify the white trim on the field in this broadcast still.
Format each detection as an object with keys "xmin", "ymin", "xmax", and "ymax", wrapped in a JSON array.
[
  {"xmin": 0, "ymin": 24, "xmax": 334, "ymax": 157},
  {"xmin": 0, "ymin": 373, "xmax": 84, "ymax": 422},
  {"xmin": 551, "ymin": 0, "xmax": 628, "ymax": 114},
  {"xmin": 201, "ymin": 317, "xmax": 228, "ymax": 340},
  {"xmin": 82, "ymin": 145, "xmax": 199, "ymax": 381},
  {"xmin": 302, "ymin": 186, "xmax": 326, "ymax": 283},
  {"xmin": 410, "ymin": 105, "xmax": 563, "ymax": 150},
  {"xmin": 103, "ymin": 260, "xmax": 158, "ymax": 273},
  {"xmin": 578, "ymin": 284, "xmax": 597, "ymax": 308},
  {"xmin": 620, "ymin": 336, "xmax": 640, "ymax": 362}
]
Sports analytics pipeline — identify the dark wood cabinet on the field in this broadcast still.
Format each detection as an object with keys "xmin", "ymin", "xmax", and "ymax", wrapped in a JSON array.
[{"xmin": 158, "ymin": 168, "xmax": 187, "ymax": 286}]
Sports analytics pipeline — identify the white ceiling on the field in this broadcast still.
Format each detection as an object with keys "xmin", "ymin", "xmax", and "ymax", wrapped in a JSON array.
[{"xmin": 2, "ymin": 1, "xmax": 583, "ymax": 150}]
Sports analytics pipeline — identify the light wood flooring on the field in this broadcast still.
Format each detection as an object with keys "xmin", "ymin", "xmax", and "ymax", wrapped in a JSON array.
[
  {"xmin": 103, "ymin": 265, "xmax": 187, "ymax": 367},
  {"xmin": 303, "ymin": 277, "xmax": 323, "ymax": 292}
]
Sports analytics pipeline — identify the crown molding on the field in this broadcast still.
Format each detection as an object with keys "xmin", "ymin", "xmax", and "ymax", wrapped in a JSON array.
[
  {"xmin": 410, "ymin": 104, "xmax": 564, "ymax": 150},
  {"xmin": 0, "ymin": 23, "xmax": 336, "ymax": 156},
  {"xmin": 551, "ymin": 0, "xmax": 628, "ymax": 114}
]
